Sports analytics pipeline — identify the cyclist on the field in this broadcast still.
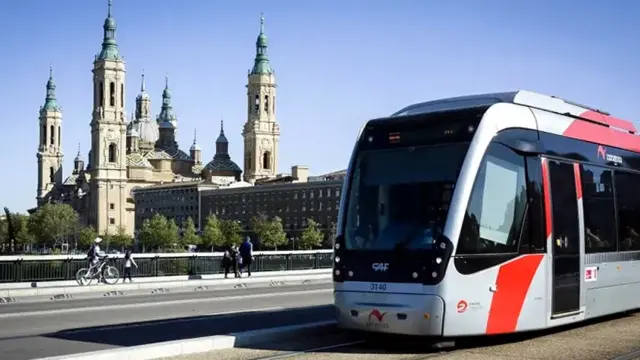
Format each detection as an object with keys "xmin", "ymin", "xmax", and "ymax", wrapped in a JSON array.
[{"xmin": 87, "ymin": 237, "xmax": 106, "ymax": 279}]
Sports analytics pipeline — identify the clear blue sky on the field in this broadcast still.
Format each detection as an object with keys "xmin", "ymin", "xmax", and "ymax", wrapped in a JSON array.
[{"xmin": 1, "ymin": 0, "xmax": 638, "ymax": 213}]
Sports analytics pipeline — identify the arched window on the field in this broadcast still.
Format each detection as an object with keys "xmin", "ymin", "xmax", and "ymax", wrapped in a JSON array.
[
  {"xmin": 109, "ymin": 82, "xmax": 116, "ymax": 107},
  {"xmin": 57, "ymin": 126, "xmax": 61, "ymax": 147},
  {"xmin": 41, "ymin": 124, "xmax": 46, "ymax": 146},
  {"xmin": 120, "ymin": 83, "xmax": 124, "ymax": 107},
  {"xmin": 264, "ymin": 95, "xmax": 269, "ymax": 113},
  {"xmin": 108, "ymin": 143, "xmax": 117, "ymax": 163},
  {"xmin": 254, "ymin": 94, "xmax": 260, "ymax": 113},
  {"xmin": 50, "ymin": 125, "xmax": 55, "ymax": 145},
  {"xmin": 49, "ymin": 167, "xmax": 55, "ymax": 183},
  {"xmin": 273, "ymin": 96, "xmax": 276, "ymax": 115},
  {"xmin": 262, "ymin": 151, "xmax": 271, "ymax": 170},
  {"xmin": 98, "ymin": 81, "xmax": 104, "ymax": 107}
]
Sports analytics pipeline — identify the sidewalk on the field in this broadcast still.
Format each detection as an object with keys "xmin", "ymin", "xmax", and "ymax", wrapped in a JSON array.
[{"xmin": 0, "ymin": 269, "xmax": 331, "ymax": 298}]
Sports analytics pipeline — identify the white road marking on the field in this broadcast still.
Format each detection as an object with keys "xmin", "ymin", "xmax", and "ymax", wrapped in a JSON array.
[
  {"xmin": 257, "ymin": 340, "xmax": 367, "ymax": 359},
  {"xmin": 58, "ymin": 306, "xmax": 286, "ymax": 334},
  {"xmin": 0, "ymin": 289, "xmax": 332, "ymax": 319}
]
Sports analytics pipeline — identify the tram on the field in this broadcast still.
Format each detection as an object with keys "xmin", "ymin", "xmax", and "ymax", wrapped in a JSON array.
[{"xmin": 332, "ymin": 90, "xmax": 640, "ymax": 337}]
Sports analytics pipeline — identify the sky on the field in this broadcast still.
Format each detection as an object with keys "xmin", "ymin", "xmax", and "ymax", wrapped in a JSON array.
[{"xmin": 1, "ymin": 0, "xmax": 639, "ymax": 213}]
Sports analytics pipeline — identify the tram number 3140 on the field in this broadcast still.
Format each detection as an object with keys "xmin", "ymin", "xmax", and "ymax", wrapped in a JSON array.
[{"xmin": 370, "ymin": 283, "xmax": 388, "ymax": 291}]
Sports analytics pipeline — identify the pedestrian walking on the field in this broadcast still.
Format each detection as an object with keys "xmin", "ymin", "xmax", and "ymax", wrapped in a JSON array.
[
  {"xmin": 123, "ymin": 249, "xmax": 138, "ymax": 283},
  {"xmin": 239, "ymin": 236, "xmax": 254, "ymax": 277}
]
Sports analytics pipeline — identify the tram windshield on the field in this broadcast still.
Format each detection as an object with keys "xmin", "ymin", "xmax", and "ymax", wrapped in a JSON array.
[{"xmin": 344, "ymin": 142, "xmax": 468, "ymax": 251}]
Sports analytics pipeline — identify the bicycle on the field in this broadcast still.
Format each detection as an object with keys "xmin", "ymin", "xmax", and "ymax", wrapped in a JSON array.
[{"xmin": 76, "ymin": 256, "xmax": 120, "ymax": 286}]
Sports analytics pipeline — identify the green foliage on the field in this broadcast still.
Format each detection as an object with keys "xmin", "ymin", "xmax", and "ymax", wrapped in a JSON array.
[
  {"xmin": 324, "ymin": 221, "xmax": 337, "ymax": 248},
  {"xmin": 110, "ymin": 225, "xmax": 134, "ymax": 250},
  {"xmin": 13, "ymin": 213, "xmax": 35, "ymax": 247},
  {"xmin": 77, "ymin": 226, "xmax": 97, "ymax": 249},
  {"xmin": 299, "ymin": 218, "xmax": 324, "ymax": 250},
  {"xmin": 28, "ymin": 203, "xmax": 78, "ymax": 247},
  {"xmin": 220, "ymin": 219, "xmax": 243, "ymax": 247},
  {"xmin": 252, "ymin": 214, "xmax": 287, "ymax": 250},
  {"xmin": 138, "ymin": 214, "xmax": 179, "ymax": 251},
  {"xmin": 181, "ymin": 217, "xmax": 201, "ymax": 247},
  {"xmin": 201, "ymin": 214, "xmax": 223, "ymax": 250}
]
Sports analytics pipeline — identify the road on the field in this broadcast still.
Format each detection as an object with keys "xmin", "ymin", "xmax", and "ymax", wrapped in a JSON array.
[
  {"xmin": 0, "ymin": 282, "xmax": 334, "ymax": 360},
  {"xmin": 175, "ymin": 310, "xmax": 640, "ymax": 360}
]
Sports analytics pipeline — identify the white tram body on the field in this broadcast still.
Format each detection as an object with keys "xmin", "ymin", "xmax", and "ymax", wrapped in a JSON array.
[{"xmin": 333, "ymin": 90, "xmax": 640, "ymax": 337}]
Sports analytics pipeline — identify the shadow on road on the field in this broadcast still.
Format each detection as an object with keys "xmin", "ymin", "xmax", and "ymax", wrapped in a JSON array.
[
  {"xmin": 240, "ymin": 310, "xmax": 640, "ymax": 356},
  {"xmin": 42, "ymin": 304, "xmax": 334, "ymax": 347}
]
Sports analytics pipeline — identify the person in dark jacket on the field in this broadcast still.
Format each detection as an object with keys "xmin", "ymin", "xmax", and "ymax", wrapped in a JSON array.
[
  {"xmin": 239, "ymin": 237, "xmax": 253, "ymax": 277},
  {"xmin": 222, "ymin": 245, "xmax": 239, "ymax": 278}
]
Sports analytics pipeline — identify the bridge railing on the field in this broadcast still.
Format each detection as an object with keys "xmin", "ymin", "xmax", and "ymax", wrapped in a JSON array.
[{"xmin": 0, "ymin": 250, "xmax": 334, "ymax": 283}]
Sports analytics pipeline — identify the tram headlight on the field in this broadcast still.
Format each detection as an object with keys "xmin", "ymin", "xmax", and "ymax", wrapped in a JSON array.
[
  {"xmin": 435, "ymin": 257, "xmax": 442, "ymax": 264},
  {"xmin": 335, "ymin": 243, "xmax": 340, "ymax": 250},
  {"xmin": 348, "ymin": 271, "xmax": 353, "ymax": 277},
  {"xmin": 412, "ymin": 272, "xmax": 418, "ymax": 279},
  {"xmin": 335, "ymin": 269, "xmax": 341, "ymax": 276},
  {"xmin": 432, "ymin": 271, "xmax": 438, "ymax": 278},
  {"xmin": 335, "ymin": 256, "xmax": 340, "ymax": 263}
]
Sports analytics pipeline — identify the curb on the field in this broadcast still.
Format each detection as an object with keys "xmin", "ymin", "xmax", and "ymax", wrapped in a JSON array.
[
  {"xmin": 0, "ymin": 270, "xmax": 332, "ymax": 299},
  {"xmin": 34, "ymin": 320, "xmax": 338, "ymax": 360}
]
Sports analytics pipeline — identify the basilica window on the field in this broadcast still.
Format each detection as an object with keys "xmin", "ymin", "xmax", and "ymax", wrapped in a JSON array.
[
  {"xmin": 98, "ymin": 82, "xmax": 104, "ymax": 107},
  {"xmin": 120, "ymin": 83, "xmax": 124, "ymax": 107},
  {"xmin": 264, "ymin": 95, "xmax": 269, "ymax": 113},
  {"xmin": 109, "ymin": 82, "xmax": 116, "ymax": 107},
  {"xmin": 262, "ymin": 151, "xmax": 271, "ymax": 170},
  {"xmin": 41, "ymin": 124, "xmax": 46, "ymax": 146},
  {"xmin": 254, "ymin": 94, "xmax": 260, "ymax": 113},
  {"xmin": 49, "ymin": 167, "xmax": 55, "ymax": 184},
  {"xmin": 57, "ymin": 126, "xmax": 61, "ymax": 147},
  {"xmin": 50, "ymin": 125, "xmax": 55, "ymax": 145},
  {"xmin": 108, "ymin": 143, "xmax": 117, "ymax": 163}
]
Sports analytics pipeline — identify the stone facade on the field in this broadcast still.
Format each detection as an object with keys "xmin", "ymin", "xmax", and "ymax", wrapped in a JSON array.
[{"xmin": 33, "ymin": 2, "xmax": 277, "ymax": 237}]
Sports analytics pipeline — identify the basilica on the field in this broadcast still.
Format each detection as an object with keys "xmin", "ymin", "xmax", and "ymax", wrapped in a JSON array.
[{"xmin": 34, "ymin": 1, "xmax": 281, "ymax": 236}]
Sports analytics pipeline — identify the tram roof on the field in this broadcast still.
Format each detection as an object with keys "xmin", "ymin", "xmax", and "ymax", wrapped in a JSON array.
[{"xmin": 391, "ymin": 90, "xmax": 637, "ymax": 134}]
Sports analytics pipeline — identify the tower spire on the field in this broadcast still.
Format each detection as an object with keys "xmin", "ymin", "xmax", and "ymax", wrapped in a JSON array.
[
  {"xmin": 43, "ymin": 66, "xmax": 60, "ymax": 111},
  {"xmin": 141, "ymin": 69, "xmax": 146, "ymax": 92},
  {"xmin": 220, "ymin": 118, "xmax": 225, "ymax": 135},
  {"xmin": 251, "ymin": 13, "xmax": 272, "ymax": 75},
  {"xmin": 97, "ymin": 0, "xmax": 121, "ymax": 61}
]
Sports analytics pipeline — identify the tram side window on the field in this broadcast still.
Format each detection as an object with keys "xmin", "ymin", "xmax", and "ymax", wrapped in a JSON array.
[
  {"xmin": 580, "ymin": 165, "xmax": 616, "ymax": 253},
  {"xmin": 457, "ymin": 142, "xmax": 528, "ymax": 255},
  {"xmin": 613, "ymin": 171, "xmax": 640, "ymax": 251}
]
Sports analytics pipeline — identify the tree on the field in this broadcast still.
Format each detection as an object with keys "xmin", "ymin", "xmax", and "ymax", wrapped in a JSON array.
[
  {"xmin": 138, "ymin": 214, "xmax": 178, "ymax": 251},
  {"xmin": 28, "ymin": 203, "xmax": 78, "ymax": 247},
  {"xmin": 220, "ymin": 219, "xmax": 242, "ymax": 247},
  {"xmin": 110, "ymin": 225, "xmax": 134, "ymax": 250},
  {"xmin": 299, "ymin": 218, "xmax": 324, "ymax": 250},
  {"xmin": 166, "ymin": 219, "xmax": 180, "ymax": 249},
  {"xmin": 324, "ymin": 221, "xmax": 337, "ymax": 248},
  {"xmin": 181, "ymin": 217, "xmax": 201, "ymax": 248},
  {"xmin": 13, "ymin": 214, "xmax": 35, "ymax": 249},
  {"xmin": 77, "ymin": 226, "xmax": 97, "ymax": 249},
  {"xmin": 254, "ymin": 215, "xmax": 287, "ymax": 250},
  {"xmin": 201, "ymin": 214, "xmax": 223, "ymax": 250},
  {"xmin": 250, "ymin": 213, "xmax": 269, "ymax": 242}
]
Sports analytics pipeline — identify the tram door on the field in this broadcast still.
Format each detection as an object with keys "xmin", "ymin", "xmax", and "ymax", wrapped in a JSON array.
[{"xmin": 546, "ymin": 159, "xmax": 581, "ymax": 316}]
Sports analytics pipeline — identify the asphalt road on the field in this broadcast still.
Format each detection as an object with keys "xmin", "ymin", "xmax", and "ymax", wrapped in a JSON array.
[
  {"xmin": 0, "ymin": 282, "xmax": 334, "ymax": 360},
  {"xmin": 180, "ymin": 310, "xmax": 640, "ymax": 360}
]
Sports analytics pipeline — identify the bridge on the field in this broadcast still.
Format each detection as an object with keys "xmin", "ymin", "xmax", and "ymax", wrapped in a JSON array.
[{"xmin": 0, "ymin": 250, "xmax": 637, "ymax": 360}]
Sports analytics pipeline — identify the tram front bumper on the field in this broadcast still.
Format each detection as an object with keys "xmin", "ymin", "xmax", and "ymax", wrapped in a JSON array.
[{"xmin": 334, "ymin": 291, "xmax": 445, "ymax": 336}]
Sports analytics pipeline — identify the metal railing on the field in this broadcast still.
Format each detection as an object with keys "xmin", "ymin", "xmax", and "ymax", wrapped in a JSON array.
[{"xmin": 0, "ymin": 250, "xmax": 334, "ymax": 283}]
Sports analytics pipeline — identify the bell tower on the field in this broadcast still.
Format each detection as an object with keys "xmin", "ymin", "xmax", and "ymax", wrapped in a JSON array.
[
  {"xmin": 242, "ymin": 14, "xmax": 280, "ymax": 183},
  {"xmin": 89, "ymin": 0, "xmax": 128, "ymax": 235},
  {"xmin": 36, "ymin": 66, "xmax": 64, "ymax": 205}
]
